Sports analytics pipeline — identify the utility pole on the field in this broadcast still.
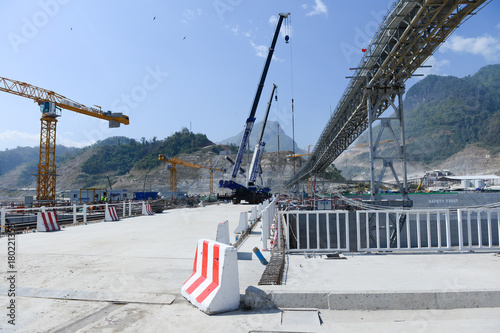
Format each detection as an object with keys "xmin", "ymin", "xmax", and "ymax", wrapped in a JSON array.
[{"xmin": 292, "ymin": 98, "xmax": 295, "ymax": 174}]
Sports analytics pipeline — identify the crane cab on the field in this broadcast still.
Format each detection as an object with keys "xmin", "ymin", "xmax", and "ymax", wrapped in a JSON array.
[{"xmin": 40, "ymin": 102, "xmax": 61, "ymax": 117}]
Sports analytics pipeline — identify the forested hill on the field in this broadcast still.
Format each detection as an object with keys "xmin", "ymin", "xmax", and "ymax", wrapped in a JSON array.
[
  {"xmin": 357, "ymin": 64, "xmax": 500, "ymax": 164},
  {"xmin": 79, "ymin": 129, "xmax": 215, "ymax": 175}
]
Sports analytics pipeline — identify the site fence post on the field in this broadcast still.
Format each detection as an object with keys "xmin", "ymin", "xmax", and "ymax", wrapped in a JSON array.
[
  {"xmin": 123, "ymin": 200, "xmax": 126, "ymax": 218},
  {"xmin": 83, "ymin": 204, "xmax": 87, "ymax": 224},
  {"xmin": 129, "ymin": 201, "xmax": 132, "ymax": 217},
  {"xmin": 73, "ymin": 204, "xmax": 77, "ymax": 224},
  {"xmin": 1, "ymin": 208, "xmax": 5, "ymax": 234},
  {"xmin": 356, "ymin": 211, "xmax": 361, "ymax": 252},
  {"xmin": 457, "ymin": 209, "xmax": 463, "ymax": 251},
  {"xmin": 278, "ymin": 212, "xmax": 282, "ymax": 250}
]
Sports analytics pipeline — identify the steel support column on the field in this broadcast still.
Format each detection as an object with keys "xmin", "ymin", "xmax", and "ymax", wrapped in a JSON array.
[{"xmin": 366, "ymin": 84, "xmax": 410, "ymax": 202}]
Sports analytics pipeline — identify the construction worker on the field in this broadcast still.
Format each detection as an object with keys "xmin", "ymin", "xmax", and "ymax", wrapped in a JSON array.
[{"xmin": 101, "ymin": 192, "xmax": 107, "ymax": 202}]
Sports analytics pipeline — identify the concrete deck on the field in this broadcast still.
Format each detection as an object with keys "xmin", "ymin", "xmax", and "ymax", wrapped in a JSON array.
[{"xmin": 1, "ymin": 203, "xmax": 500, "ymax": 332}]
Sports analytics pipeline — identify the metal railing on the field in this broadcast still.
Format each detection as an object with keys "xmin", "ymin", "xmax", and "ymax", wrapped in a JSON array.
[
  {"xmin": 1, "ymin": 201, "xmax": 147, "ymax": 233},
  {"xmin": 278, "ymin": 210, "xmax": 350, "ymax": 253},
  {"xmin": 357, "ymin": 208, "xmax": 500, "ymax": 252}
]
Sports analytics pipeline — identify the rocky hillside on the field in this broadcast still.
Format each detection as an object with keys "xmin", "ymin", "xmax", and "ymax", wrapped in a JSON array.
[{"xmin": 338, "ymin": 64, "xmax": 500, "ymax": 180}]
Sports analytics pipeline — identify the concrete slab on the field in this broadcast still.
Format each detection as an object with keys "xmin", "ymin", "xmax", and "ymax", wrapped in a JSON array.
[{"xmin": 1, "ymin": 203, "xmax": 500, "ymax": 331}]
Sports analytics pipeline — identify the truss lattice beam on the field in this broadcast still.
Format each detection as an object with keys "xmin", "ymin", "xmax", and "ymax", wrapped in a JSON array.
[{"xmin": 287, "ymin": 0, "xmax": 487, "ymax": 186}]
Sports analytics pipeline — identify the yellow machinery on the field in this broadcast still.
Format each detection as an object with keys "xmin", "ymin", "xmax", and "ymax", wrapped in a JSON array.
[
  {"xmin": 158, "ymin": 154, "xmax": 225, "ymax": 194},
  {"xmin": 286, "ymin": 145, "xmax": 314, "ymax": 159},
  {"xmin": 0, "ymin": 76, "xmax": 129, "ymax": 203}
]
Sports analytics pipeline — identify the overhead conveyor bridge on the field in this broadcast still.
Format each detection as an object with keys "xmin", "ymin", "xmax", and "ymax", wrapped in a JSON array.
[{"xmin": 287, "ymin": 0, "xmax": 489, "ymax": 200}]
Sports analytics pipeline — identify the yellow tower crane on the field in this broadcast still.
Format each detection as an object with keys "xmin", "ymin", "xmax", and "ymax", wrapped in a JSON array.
[
  {"xmin": 158, "ymin": 154, "xmax": 225, "ymax": 194},
  {"xmin": 0, "ymin": 76, "xmax": 130, "ymax": 203},
  {"xmin": 286, "ymin": 144, "xmax": 314, "ymax": 159}
]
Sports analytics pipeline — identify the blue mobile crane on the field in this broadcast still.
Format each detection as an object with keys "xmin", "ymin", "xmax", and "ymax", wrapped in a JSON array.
[{"xmin": 219, "ymin": 12, "xmax": 290, "ymax": 204}]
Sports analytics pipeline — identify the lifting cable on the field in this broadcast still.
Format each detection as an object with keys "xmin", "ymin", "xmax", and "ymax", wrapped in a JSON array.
[{"xmin": 285, "ymin": 15, "xmax": 297, "ymax": 167}]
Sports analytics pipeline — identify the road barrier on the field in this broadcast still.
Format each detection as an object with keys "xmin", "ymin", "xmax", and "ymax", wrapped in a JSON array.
[
  {"xmin": 0, "ymin": 200, "xmax": 147, "ymax": 233},
  {"xmin": 216, "ymin": 220, "xmax": 230, "ymax": 245},
  {"xmin": 234, "ymin": 212, "xmax": 248, "ymax": 234},
  {"xmin": 181, "ymin": 239, "xmax": 240, "ymax": 314},
  {"xmin": 37, "ymin": 211, "xmax": 60, "ymax": 232},
  {"xmin": 142, "ymin": 202, "xmax": 154, "ymax": 216},
  {"xmin": 105, "ymin": 204, "xmax": 120, "ymax": 221}
]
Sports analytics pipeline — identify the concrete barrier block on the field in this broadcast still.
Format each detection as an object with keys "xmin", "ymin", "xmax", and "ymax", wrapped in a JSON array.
[
  {"xmin": 142, "ymin": 202, "xmax": 154, "ymax": 216},
  {"xmin": 181, "ymin": 239, "xmax": 240, "ymax": 315},
  {"xmin": 234, "ymin": 212, "xmax": 248, "ymax": 234},
  {"xmin": 37, "ymin": 212, "xmax": 60, "ymax": 232},
  {"xmin": 216, "ymin": 220, "xmax": 230, "ymax": 245},
  {"xmin": 249, "ymin": 206, "xmax": 257, "ymax": 222},
  {"xmin": 105, "ymin": 205, "xmax": 120, "ymax": 221}
]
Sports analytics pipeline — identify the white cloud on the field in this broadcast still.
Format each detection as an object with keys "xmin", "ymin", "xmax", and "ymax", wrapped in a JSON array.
[
  {"xmin": 305, "ymin": 0, "xmax": 328, "ymax": 16},
  {"xmin": 496, "ymin": 23, "xmax": 500, "ymax": 30},
  {"xmin": 439, "ymin": 34, "xmax": 500, "ymax": 62},
  {"xmin": 0, "ymin": 130, "xmax": 96, "ymax": 150},
  {"xmin": 250, "ymin": 41, "xmax": 268, "ymax": 58},
  {"xmin": 225, "ymin": 24, "xmax": 239, "ymax": 35},
  {"xmin": 249, "ymin": 41, "xmax": 284, "ymax": 61},
  {"xmin": 0, "ymin": 130, "xmax": 39, "ymax": 149},
  {"xmin": 182, "ymin": 8, "xmax": 202, "ymax": 24},
  {"xmin": 58, "ymin": 136, "xmax": 95, "ymax": 148},
  {"xmin": 418, "ymin": 56, "xmax": 450, "ymax": 77}
]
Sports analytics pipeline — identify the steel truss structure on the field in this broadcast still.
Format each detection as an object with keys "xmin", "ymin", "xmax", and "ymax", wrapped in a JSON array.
[{"xmin": 287, "ymin": 0, "xmax": 489, "ymax": 196}]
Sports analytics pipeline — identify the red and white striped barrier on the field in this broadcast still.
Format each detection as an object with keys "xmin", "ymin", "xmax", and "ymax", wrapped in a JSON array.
[
  {"xmin": 37, "ymin": 212, "xmax": 61, "ymax": 232},
  {"xmin": 181, "ymin": 239, "xmax": 239, "ymax": 314},
  {"xmin": 142, "ymin": 202, "xmax": 154, "ymax": 216},
  {"xmin": 105, "ymin": 205, "xmax": 120, "ymax": 221}
]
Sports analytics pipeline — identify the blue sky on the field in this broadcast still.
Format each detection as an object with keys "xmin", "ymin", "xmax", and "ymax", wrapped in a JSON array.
[{"xmin": 0, "ymin": 0, "xmax": 499, "ymax": 151}]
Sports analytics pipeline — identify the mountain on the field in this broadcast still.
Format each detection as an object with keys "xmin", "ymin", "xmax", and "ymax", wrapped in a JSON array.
[
  {"xmin": 219, "ymin": 120, "xmax": 305, "ymax": 153},
  {"xmin": 338, "ymin": 64, "xmax": 500, "ymax": 179},
  {"xmin": 403, "ymin": 64, "xmax": 500, "ymax": 163},
  {"xmin": 0, "ymin": 145, "xmax": 80, "ymax": 187}
]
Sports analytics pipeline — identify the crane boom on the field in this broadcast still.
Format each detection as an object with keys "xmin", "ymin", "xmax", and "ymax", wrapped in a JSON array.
[
  {"xmin": 248, "ymin": 84, "xmax": 277, "ymax": 185},
  {"xmin": 231, "ymin": 12, "xmax": 290, "ymax": 179},
  {"xmin": 0, "ymin": 76, "xmax": 129, "ymax": 125},
  {"xmin": 0, "ymin": 75, "xmax": 130, "ymax": 203}
]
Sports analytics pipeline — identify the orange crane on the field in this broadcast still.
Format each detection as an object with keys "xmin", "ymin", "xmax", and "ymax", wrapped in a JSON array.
[
  {"xmin": 158, "ymin": 154, "xmax": 225, "ymax": 194},
  {"xmin": 286, "ymin": 145, "xmax": 314, "ymax": 159},
  {"xmin": 0, "ymin": 76, "xmax": 130, "ymax": 203}
]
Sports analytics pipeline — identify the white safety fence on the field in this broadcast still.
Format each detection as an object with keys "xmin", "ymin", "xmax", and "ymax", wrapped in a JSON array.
[
  {"xmin": 357, "ymin": 208, "xmax": 500, "ymax": 252},
  {"xmin": 1, "ymin": 201, "xmax": 149, "ymax": 233},
  {"xmin": 260, "ymin": 197, "xmax": 278, "ymax": 250},
  {"xmin": 278, "ymin": 210, "xmax": 350, "ymax": 253}
]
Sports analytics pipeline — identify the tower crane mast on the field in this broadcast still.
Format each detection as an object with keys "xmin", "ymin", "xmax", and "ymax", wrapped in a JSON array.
[{"xmin": 0, "ymin": 76, "xmax": 130, "ymax": 203}]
